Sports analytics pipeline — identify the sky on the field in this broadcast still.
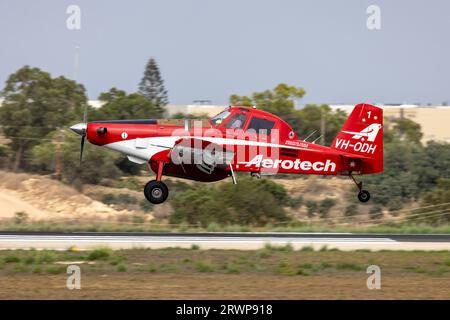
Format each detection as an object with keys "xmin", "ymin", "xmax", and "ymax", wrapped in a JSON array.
[{"xmin": 0, "ymin": 0, "xmax": 449, "ymax": 106}]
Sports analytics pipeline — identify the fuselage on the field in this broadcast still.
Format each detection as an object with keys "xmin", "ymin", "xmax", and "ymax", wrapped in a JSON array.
[{"xmin": 81, "ymin": 106, "xmax": 371, "ymax": 181}]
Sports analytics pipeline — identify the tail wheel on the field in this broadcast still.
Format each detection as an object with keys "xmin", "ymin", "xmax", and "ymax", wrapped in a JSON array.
[
  {"xmin": 144, "ymin": 180, "xmax": 169, "ymax": 204},
  {"xmin": 357, "ymin": 190, "xmax": 370, "ymax": 203}
]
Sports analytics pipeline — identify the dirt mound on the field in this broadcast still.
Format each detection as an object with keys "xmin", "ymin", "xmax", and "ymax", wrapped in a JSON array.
[{"xmin": 0, "ymin": 171, "xmax": 137, "ymax": 221}]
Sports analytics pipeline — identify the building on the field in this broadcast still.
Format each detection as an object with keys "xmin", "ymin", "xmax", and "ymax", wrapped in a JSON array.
[{"xmin": 329, "ymin": 104, "xmax": 450, "ymax": 144}]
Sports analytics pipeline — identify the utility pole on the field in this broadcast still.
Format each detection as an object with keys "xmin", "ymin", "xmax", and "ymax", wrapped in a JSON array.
[
  {"xmin": 320, "ymin": 107, "xmax": 326, "ymax": 145},
  {"xmin": 73, "ymin": 45, "xmax": 80, "ymax": 81},
  {"xmin": 54, "ymin": 128, "xmax": 64, "ymax": 181}
]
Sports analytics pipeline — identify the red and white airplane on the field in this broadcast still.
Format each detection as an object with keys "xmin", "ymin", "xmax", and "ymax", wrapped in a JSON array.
[{"xmin": 70, "ymin": 103, "xmax": 383, "ymax": 204}]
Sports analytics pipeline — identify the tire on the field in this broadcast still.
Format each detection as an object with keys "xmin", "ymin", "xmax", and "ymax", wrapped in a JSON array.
[
  {"xmin": 144, "ymin": 180, "xmax": 169, "ymax": 204},
  {"xmin": 357, "ymin": 190, "xmax": 370, "ymax": 203}
]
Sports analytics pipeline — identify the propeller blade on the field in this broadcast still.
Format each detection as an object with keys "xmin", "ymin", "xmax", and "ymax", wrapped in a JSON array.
[{"xmin": 80, "ymin": 134, "xmax": 85, "ymax": 165}]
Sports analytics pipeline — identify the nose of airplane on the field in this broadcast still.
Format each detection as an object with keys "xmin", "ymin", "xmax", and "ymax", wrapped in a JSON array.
[{"xmin": 70, "ymin": 123, "xmax": 87, "ymax": 136}]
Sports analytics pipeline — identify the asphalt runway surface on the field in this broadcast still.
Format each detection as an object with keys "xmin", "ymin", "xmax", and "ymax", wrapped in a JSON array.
[{"xmin": 0, "ymin": 232, "xmax": 449, "ymax": 251}]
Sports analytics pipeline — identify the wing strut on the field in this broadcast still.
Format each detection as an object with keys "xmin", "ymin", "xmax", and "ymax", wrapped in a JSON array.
[{"xmin": 229, "ymin": 162, "xmax": 237, "ymax": 185}]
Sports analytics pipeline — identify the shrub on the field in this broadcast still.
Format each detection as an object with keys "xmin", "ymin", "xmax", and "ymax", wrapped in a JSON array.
[
  {"xmin": 224, "ymin": 262, "xmax": 240, "ymax": 274},
  {"xmin": 101, "ymin": 194, "xmax": 115, "ymax": 205},
  {"xmin": 274, "ymin": 261, "xmax": 297, "ymax": 276},
  {"xmin": 287, "ymin": 195, "xmax": 303, "ymax": 209},
  {"xmin": 140, "ymin": 200, "xmax": 154, "ymax": 212},
  {"xmin": 256, "ymin": 248, "xmax": 271, "ymax": 258},
  {"xmin": 318, "ymin": 198, "xmax": 337, "ymax": 218},
  {"xmin": 87, "ymin": 248, "xmax": 112, "ymax": 261},
  {"xmin": 264, "ymin": 243, "xmax": 293, "ymax": 252},
  {"xmin": 319, "ymin": 262, "xmax": 333, "ymax": 270},
  {"xmin": 116, "ymin": 193, "xmax": 136, "ymax": 205},
  {"xmin": 148, "ymin": 264, "xmax": 157, "ymax": 273},
  {"xmin": 23, "ymin": 257, "xmax": 35, "ymax": 265},
  {"xmin": 10, "ymin": 265, "xmax": 28, "ymax": 273},
  {"xmin": 336, "ymin": 263, "xmax": 364, "ymax": 271},
  {"xmin": 33, "ymin": 266, "xmax": 42, "ymax": 274},
  {"xmin": 132, "ymin": 215, "xmax": 145, "ymax": 224},
  {"xmin": 345, "ymin": 204, "xmax": 358, "ymax": 216},
  {"xmin": 46, "ymin": 266, "xmax": 66, "ymax": 274},
  {"xmin": 369, "ymin": 206, "xmax": 383, "ymax": 220},
  {"xmin": 14, "ymin": 211, "xmax": 28, "ymax": 224},
  {"xmin": 206, "ymin": 222, "xmax": 221, "ymax": 232},
  {"xmin": 159, "ymin": 263, "xmax": 179, "ymax": 273},
  {"xmin": 305, "ymin": 201, "xmax": 318, "ymax": 217},
  {"xmin": 4, "ymin": 256, "xmax": 20, "ymax": 263},
  {"xmin": 299, "ymin": 246, "xmax": 314, "ymax": 252},
  {"xmin": 101, "ymin": 193, "xmax": 137, "ymax": 206},
  {"xmin": 109, "ymin": 256, "xmax": 125, "ymax": 266},
  {"xmin": 116, "ymin": 264, "xmax": 127, "ymax": 272},
  {"xmin": 36, "ymin": 251, "xmax": 57, "ymax": 263},
  {"xmin": 115, "ymin": 159, "xmax": 142, "ymax": 176},
  {"xmin": 171, "ymin": 177, "xmax": 290, "ymax": 227},
  {"xmin": 296, "ymin": 268, "xmax": 310, "ymax": 276},
  {"xmin": 195, "ymin": 260, "xmax": 214, "ymax": 272}
]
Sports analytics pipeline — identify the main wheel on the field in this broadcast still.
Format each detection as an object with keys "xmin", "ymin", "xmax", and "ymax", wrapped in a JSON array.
[
  {"xmin": 357, "ymin": 190, "xmax": 370, "ymax": 203},
  {"xmin": 144, "ymin": 180, "xmax": 169, "ymax": 204}
]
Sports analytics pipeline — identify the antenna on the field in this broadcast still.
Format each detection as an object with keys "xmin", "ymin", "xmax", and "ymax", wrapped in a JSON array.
[
  {"xmin": 302, "ymin": 130, "xmax": 317, "ymax": 141},
  {"xmin": 312, "ymin": 135, "xmax": 322, "ymax": 144}
]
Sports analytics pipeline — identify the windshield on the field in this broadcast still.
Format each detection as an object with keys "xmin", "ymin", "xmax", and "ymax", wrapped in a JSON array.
[{"xmin": 210, "ymin": 109, "xmax": 231, "ymax": 126}]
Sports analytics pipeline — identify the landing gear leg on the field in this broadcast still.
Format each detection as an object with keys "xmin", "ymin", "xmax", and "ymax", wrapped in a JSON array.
[
  {"xmin": 250, "ymin": 172, "xmax": 261, "ymax": 179},
  {"xmin": 144, "ymin": 161, "xmax": 169, "ymax": 204},
  {"xmin": 229, "ymin": 162, "xmax": 237, "ymax": 185},
  {"xmin": 350, "ymin": 173, "xmax": 370, "ymax": 203}
]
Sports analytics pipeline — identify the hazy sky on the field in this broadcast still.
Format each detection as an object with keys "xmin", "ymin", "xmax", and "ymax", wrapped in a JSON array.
[{"xmin": 0, "ymin": 0, "xmax": 449, "ymax": 106}]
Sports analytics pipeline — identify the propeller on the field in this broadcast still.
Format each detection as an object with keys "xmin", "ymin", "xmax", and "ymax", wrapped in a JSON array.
[
  {"xmin": 80, "ymin": 132, "xmax": 85, "ymax": 164},
  {"xmin": 70, "ymin": 104, "xmax": 88, "ymax": 165}
]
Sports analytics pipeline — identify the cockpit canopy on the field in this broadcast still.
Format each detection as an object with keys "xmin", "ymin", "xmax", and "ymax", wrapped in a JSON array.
[
  {"xmin": 210, "ymin": 109, "xmax": 232, "ymax": 126},
  {"xmin": 209, "ymin": 106, "xmax": 297, "ymax": 141}
]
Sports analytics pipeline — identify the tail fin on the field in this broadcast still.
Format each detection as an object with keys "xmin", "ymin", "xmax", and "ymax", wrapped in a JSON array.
[{"xmin": 331, "ymin": 103, "xmax": 383, "ymax": 174}]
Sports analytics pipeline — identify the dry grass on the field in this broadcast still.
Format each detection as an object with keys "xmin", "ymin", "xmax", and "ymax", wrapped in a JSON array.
[{"xmin": 0, "ymin": 248, "xmax": 449, "ymax": 299}]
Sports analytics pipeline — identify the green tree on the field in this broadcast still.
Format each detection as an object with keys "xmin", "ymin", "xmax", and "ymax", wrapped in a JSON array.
[
  {"xmin": 0, "ymin": 66, "xmax": 87, "ymax": 171},
  {"xmin": 171, "ymin": 177, "xmax": 289, "ymax": 227},
  {"xmin": 393, "ymin": 118, "xmax": 423, "ymax": 144},
  {"xmin": 364, "ymin": 120, "xmax": 450, "ymax": 211},
  {"xmin": 93, "ymin": 88, "xmax": 162, "ymax": 120},
  {"xmin": 296, "ymin": 104, "xmax": 347, "ymax": 145},
  {"xmin": 138, "ymin": 57, "xmax": 168, "ymax": 113},
  {"xmin": 409, "ymin": 179, "xmax": 450, "ymax": 223},
  {"xmin": 229, "ymin": 84, "xmax": 346, "ymax": 145},
  {"xmin": 230, "ymin": 83, "xmax": 305, "ymax": 118},
  {"xmin": 31, "ymin": 130, "xmax": 121, "ymax": 186},
  {"xmin": 171, "ymin": 112, "xmax": 209, "ymax": 119}
]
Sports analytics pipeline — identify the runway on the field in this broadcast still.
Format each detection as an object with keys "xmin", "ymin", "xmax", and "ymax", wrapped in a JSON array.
[{"xmin": 0, "ymin": 232, "xmax": 449, "ymax": 251}]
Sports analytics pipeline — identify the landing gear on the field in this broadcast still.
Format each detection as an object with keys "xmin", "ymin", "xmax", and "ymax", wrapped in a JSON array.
[
  {"xmin": 144, "ymin": 180, "xmax": 169, "ymax": 204},
  {"xmin": 357, "ymin": 190, "xmax": 370, "ymax": 202},
  {"xmin": 350, "ymin": 173, "xmax": 371, "ymax": 203},
  {"xmin": 144, "ymin": 161, "xmax": 169, "ymax": 204}
]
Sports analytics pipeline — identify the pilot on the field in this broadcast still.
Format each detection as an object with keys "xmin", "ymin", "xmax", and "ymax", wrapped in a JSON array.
[{"xmin": 229, "ymin": 117, "xmax": 243, "ymax": 129}]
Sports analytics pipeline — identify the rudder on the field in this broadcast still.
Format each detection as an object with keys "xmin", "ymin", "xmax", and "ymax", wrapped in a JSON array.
[{"xmin": 331, "ymin": 103, "xmax": 383, "ymax": 174}]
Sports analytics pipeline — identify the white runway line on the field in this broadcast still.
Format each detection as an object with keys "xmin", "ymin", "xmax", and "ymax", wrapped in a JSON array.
[{"xmin": 0, "ymin": 234, "xmax": 448, "ymax": 251}]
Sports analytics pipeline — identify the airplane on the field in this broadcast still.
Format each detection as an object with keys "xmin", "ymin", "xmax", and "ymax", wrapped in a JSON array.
[{"xmin": 70, "ymin": 103, "xmax": 383, "ymax": 205}]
